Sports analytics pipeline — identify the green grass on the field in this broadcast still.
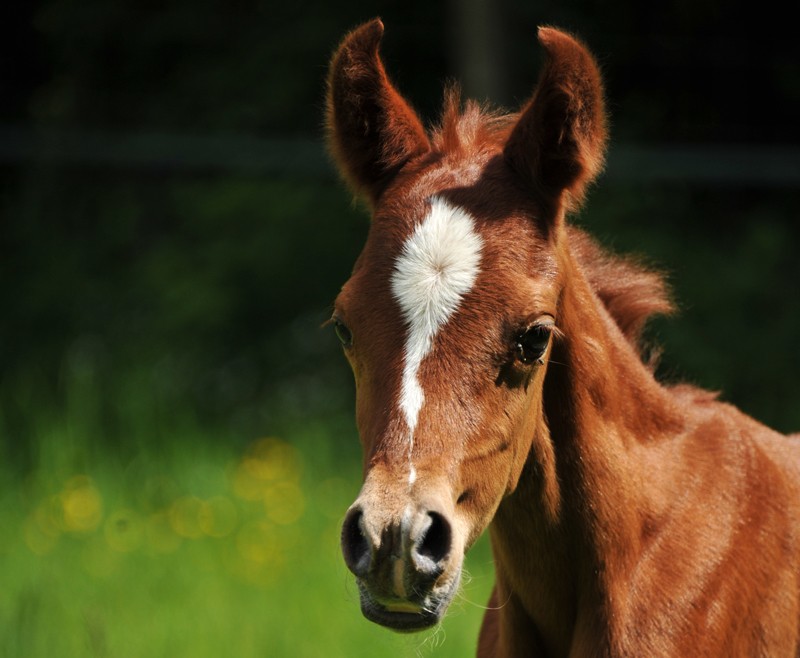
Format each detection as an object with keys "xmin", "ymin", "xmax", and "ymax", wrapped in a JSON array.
[{"xmin": 0, "ymin": 405, "xmax": 495, "ymax": 657}]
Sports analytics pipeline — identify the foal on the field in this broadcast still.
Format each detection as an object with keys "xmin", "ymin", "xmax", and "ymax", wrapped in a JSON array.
[{"xmin": 326, "ymin": 19, "xmax": 800, "ymax": 657}]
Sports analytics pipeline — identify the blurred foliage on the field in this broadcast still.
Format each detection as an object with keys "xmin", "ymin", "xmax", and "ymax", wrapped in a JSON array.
[
  {"xmin": 0, "ymin": 382, "xmax": 493, "ymax": 656},
  {"xmin": 0, "ymin": 173, "xmax": 369, "ymax": 473},
  {"xmin": 0, "ymin": 0, "xmax": 798, "ymax": 655}
]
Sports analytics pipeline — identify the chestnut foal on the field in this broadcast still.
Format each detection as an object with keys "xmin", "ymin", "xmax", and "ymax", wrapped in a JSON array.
[{"xmin": 326, "ymin": 19, "xmax": 800, "ymax": 657}]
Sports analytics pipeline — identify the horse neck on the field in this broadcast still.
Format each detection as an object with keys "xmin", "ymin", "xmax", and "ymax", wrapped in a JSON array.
[{"xmin": 489, "ymin": 243, "xmax": 681, "ymax": 654}]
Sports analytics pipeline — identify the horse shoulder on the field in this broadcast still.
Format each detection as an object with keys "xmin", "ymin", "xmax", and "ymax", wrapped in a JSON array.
[{"xmin": 621, "ymin": 390, "xmax": 800, "ymax": 656}]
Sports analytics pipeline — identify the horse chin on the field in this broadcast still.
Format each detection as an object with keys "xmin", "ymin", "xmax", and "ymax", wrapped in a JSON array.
[{"xmin": 357, "ymin": 570, "xmax": 462, "ymax": 633}]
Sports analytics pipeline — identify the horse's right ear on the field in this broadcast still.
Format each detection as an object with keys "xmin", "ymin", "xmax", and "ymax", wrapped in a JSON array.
[{"xmin": 326, "ymin": 19, "xmax": 431, "ymax": 207}]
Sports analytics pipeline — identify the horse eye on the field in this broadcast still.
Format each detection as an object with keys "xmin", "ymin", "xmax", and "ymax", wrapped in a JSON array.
[
  {"xmin": 514, "ymin": 324, "xmax": 552, "ymax": 365},
  {"xmin": 333, "ymin": 319, "xmax": 353, "ymax": 348}
]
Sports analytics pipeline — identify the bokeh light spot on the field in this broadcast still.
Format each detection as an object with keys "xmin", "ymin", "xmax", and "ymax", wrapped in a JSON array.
[
  {"xmin": 235, "ymin": 520, "xmax": 281, "ymax": 565},
  {"xmin": 247, "ymin": 437, "xmax": 302, "ymax": 481},
  {"xmin": 105, "ymin": 509, "xmax": 144, "ymax": 552},
  {"xmin": 264, "ymin": 482, "xmax": 305, "ymax": 525},
  {"xmin": 23, "ymin": 514, "xmax": 59, "ymax": 555},
  {"xmin": 230, "ymin": 437, "xmax": 303, "ymax": 501},
  {"xmin": 199, "ymin": 496, "xmax": 238, "ymax": 538},
  {"xmin": 169, "ymin": 496, "xmax": 204, "ymax": 539},
  {"xmin": 61, "ymin": 476, "xmax": 103, "ymax": 533},
  {"xmin": 146, "ymin": 511, "xmax": 182, "ymax": 554},
  {"xmin": 35, "ymin": 495, "xmax": 65, "ymax": 536}
]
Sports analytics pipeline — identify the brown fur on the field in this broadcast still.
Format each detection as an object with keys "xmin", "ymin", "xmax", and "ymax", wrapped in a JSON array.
[{"xmin": 328, "ymin": 19, "xmax": 800, "ymax": 657}]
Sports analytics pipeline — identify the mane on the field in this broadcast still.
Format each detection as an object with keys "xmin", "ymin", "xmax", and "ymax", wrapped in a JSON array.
[
  {"xmin": 569, "ymin": 227, "xmax": 674, "ymax": 358},
  {"xmin": 430, "ymin": 86, "xmax": 516, "ymax": 155},
  {"xmin": 430, "ymin": 90, "xmax": 674, "ymax": 360}
]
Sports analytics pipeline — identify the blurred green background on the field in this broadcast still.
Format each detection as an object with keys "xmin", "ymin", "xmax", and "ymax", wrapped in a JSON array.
[{"xmin": 1, "ymin": 1, "xmax": 798, "ymax": 656}]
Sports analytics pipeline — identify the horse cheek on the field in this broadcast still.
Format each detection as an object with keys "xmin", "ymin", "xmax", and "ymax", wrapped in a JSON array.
[{"xmin": 503, "ymin": 376, "xmax": 546, "ymax": 497}]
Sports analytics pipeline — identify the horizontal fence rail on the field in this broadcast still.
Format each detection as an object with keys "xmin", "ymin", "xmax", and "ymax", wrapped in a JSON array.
[{"xmin": 1, "ymin": 125, "xmax": 799, "ymax": 185}]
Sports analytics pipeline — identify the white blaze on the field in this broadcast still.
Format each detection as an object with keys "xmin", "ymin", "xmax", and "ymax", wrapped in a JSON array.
[{"xmin": 390, "ymin": 197, "xmax": 483, "ymax": 482}]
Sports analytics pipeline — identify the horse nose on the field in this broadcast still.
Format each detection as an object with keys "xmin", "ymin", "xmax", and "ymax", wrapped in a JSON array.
[
  {"xmin": 412, "ymin": 511, "xmax": 452, "ymax": 574},
  {"xmin": 340, "ymin": 505, "xmax": 453, "ymax": 595},
  {"xmin": 341, "ymin": 507, "xmax": 371, "ymax": 578}
]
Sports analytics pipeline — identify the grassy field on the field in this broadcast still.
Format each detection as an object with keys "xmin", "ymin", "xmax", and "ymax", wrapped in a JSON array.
[{"xmin": 0, "ymin": 390, "xmax": 495, "ymax": 657}]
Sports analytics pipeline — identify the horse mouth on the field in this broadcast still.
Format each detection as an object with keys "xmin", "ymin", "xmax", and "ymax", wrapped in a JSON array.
[
  {"xmin": 361, "ymin": 601, "xmax": 440, "ymax": 632},
  {"xmin": 356, "ymin": 571, "xmax": 461, "ymax": 633}
]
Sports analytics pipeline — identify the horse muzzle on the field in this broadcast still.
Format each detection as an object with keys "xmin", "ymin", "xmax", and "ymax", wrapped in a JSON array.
[{"xmin": 340, "ymin": 492, "xmax": 464, "ymax": 632}]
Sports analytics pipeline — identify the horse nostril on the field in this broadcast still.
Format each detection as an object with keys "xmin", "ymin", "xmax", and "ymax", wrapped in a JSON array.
[
  {"xmin": 415, "ymin": 511, "xmax": 452, "ymax": 572},
  {"xmin": 341, "ymin": 507, "xmax": 371, "ymax": 578}
]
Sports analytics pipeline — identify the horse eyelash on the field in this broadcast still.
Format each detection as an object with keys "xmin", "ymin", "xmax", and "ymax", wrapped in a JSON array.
[
  {"xmin": 548, "ymin": 324, "xmax": 565, "ymax": 342},
  {"xmin": 518, "ymin": 321, "xmax": 564, "ymax": 341}
]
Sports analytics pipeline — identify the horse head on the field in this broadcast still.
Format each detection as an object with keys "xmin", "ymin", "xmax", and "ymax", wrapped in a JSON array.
[{"xmin": 326, "ymin": 18, "xmax": 606, "ymax": 632}]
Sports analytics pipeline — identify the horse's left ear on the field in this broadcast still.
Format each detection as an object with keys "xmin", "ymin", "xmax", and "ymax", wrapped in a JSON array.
[
  {"xmin": 326, "ymin": 19, "xmax": 431, "ymax": 207},
  {"xmin": 504, "ymin": 27, "xmax": 607, "ymax": 217}
]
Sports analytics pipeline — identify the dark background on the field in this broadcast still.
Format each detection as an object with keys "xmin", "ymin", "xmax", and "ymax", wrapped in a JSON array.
[{"xmin": 2, "ymin": 0, "xmax": 799, "ymax": 471}]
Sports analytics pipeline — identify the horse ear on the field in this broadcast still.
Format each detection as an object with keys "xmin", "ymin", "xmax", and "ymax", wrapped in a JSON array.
[
  {"xmin": 504, "ymin": 27, "xmax": 607, "ymax": 217},
  {"xmin": 326, "ymin": 19, "xmax": 431, "ymax": 206}
]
